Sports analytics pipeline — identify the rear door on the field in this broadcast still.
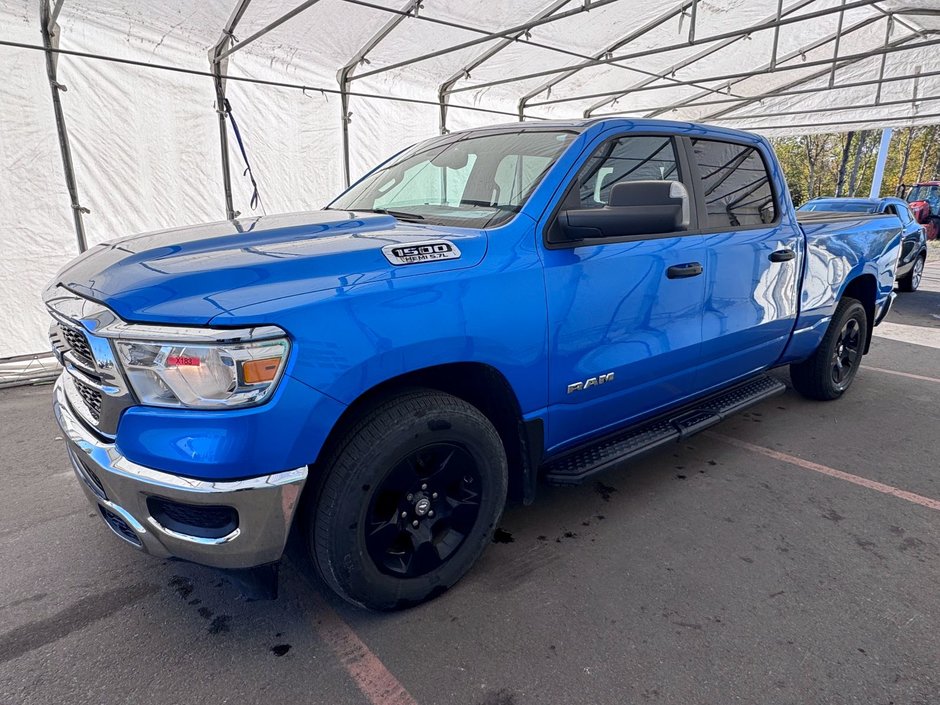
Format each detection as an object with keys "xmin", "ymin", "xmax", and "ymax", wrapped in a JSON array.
[
  {"xmin": 540, "ymin": 132, "xmax": 707, "ymax": 451},
  {"xmin": 688, "ymin": 136, "xmax": 803, "ymax": 387}
]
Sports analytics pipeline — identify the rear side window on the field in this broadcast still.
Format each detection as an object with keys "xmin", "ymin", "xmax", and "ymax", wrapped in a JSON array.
[
  {"xmin": 690, "ymin": 139, "xmax": 777, "ymax": 228},
  {"xmin": 575, "ymin": 135, "xmax": 679, "ymax": 208}
]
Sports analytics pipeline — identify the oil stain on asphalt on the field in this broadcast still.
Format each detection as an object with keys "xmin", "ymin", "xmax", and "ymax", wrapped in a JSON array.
[{"xmin": 492, "ymin": 528, "xmax": 515, "ymax": 544}]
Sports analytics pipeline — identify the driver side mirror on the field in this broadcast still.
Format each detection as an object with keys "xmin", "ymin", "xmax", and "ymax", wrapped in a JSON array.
[{"xmin": 559, "ymin": 180, "xmax": 690, "ymax": 240}]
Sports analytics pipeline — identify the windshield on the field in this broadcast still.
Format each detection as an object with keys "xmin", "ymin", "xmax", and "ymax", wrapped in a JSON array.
[
  {"xmin": 798, "ymin": 200, "xmax": 878, "ymax": 213},
  {"xmin": 329, "ymin": 130, "xmax": 577, "ymax": 228},
  {"xmin": 906, "ymin": 185, "xmax": 940, "ymax": 205}
]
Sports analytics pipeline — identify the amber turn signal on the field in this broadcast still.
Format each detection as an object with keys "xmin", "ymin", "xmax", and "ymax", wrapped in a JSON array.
[{"xmin": 242, "ymin": 357, "xmax": 281, "ymax": 384}]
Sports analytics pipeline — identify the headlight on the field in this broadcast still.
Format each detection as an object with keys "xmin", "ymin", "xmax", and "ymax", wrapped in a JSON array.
[{"xmin": 115, "ymin": 337, "xmax": 289, "ymax": 409}]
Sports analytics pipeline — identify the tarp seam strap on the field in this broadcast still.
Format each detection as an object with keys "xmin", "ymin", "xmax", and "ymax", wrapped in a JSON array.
[{"xmin": 222, "ymin": 98, "xmax": 260, "ymax": 212}]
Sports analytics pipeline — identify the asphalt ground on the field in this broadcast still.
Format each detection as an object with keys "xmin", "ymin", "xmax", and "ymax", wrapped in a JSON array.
[{"xmin": 1, "ymin": 254, "xmax": 938, "ymax": 705}]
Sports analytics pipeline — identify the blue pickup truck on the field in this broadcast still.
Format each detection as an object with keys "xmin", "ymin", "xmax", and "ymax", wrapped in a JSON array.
[{"xmin": 46, "ymin": 119, "xmax": 902, "ymax": 609}]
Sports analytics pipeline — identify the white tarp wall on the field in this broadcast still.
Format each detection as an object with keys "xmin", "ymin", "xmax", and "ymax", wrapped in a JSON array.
[{"xmin": 1, "ymin": 0, "xmax": 939, "ymax": 357}]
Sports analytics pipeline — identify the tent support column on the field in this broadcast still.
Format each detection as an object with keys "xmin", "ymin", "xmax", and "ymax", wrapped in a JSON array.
[
  {"xmin": 869, "ymin": 129, "xmax": 893, "ymax": 198},
  {"xmin": 210, "ymin": 0, "xmax": 253, "ymax": 221},
  {"xmin": 339, "ymin": 0, "xmax": 418, "ymax": 187},
  {"xmin": 39, "ymin": 0, "xmax": 87, "ymax": 253}
]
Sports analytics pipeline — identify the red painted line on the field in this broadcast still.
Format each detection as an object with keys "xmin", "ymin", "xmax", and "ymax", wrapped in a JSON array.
[
  {"xmin": 707, "ymin": 432, "xmax": 940, "ymax": 511},
  {"xmin": 309, "ymin": 592, "xmax": 419, "ymax": 705},
  {"xmin": 861, "ymin": 365, "xmax": 940, "ymax": 384}
]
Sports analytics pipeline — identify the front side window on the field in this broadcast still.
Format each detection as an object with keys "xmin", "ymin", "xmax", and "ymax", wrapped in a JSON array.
[
  {"xmin": 574, "ymin": 135, "xmax": 679, "ymax": 209},
  {"xmin": 330, "ymin": 130, "xmax": 576, "ymax": 228},
  {"xmin": 690, "ymin": 138, "xmax": 777, "ymax": 228}
]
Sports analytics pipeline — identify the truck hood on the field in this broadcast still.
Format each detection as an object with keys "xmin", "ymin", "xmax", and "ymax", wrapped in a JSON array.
[{"xmin": 53, "ymin": 211, "xmax": 487, "ymax": 324}]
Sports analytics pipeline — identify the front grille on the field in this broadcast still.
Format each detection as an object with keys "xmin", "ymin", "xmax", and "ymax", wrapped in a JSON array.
[
  {"xmin": 147, "ymin": 496, "xmax": 238, "ymax": 539},
  {"xmin": 73, "ymin": 377, "xmax": 103, "ymax": 422},
  {"xmin": 59, "ymin": 324, "xmax": 94, "ymax": 364},
  {"xmin": 99, "ymin": 506, "xmax": 142, "ymax": 546}
]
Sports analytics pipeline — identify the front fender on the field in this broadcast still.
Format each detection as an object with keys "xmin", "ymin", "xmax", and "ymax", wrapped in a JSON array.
[{"xmin": 210, "ymin": 221, "xmax": 549, "ymax": 432}]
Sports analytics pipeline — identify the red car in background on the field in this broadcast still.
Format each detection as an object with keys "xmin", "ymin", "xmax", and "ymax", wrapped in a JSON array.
[{"xmin": 905, "ymin": 182, "xmax": 940, "ymax": 240}]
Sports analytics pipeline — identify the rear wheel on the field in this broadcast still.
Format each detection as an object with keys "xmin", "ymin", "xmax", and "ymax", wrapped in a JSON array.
[
  {"xmin": 898, "ymin": 253, "xmax": 925, "ymax": 292},
  {"xmin": 790, "ymin": 297, "xmax": 868, "ymax": 401},
  {"xmin": 309, "ymin": 390, "xmax": 507, "ymax": 610}
]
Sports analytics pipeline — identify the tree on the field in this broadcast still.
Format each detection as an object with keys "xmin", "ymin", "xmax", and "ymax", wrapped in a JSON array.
[
  {"xmin": 770, "ymin": 122, "xmax": 940, "ymax": 204},
  {"xmin": 835, "ymin": 131, "xmax": 855, "ymax": 197}
]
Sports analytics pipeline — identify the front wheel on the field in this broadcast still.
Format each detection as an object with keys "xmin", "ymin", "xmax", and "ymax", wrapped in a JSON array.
[
  {"xmin": 309, "ymin": 390, "xmax": 508, "ymax": 610},
  {"xmin": 790, "ymin": 297, "xmax": 868, "ymax": 401}
]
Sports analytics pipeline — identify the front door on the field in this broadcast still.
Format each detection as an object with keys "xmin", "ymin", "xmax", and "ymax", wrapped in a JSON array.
[{"xmin": 540, "ymin": 133, "xmax": 707, "ymax": 452}]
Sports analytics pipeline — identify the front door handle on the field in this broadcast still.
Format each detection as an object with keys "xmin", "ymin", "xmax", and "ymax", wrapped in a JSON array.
[
  {"xmin": 769, "ymin": 248, "xmax": 796, "ymax": 262},
  {"xmin": 666, "ymin": 262, "xmax": 703, "ymax": 279}
]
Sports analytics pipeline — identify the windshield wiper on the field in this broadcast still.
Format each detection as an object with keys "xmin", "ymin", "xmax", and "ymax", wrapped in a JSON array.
[
  {"xmin": 458, "ymin": 200, "xmax": 521, "ymax": 212},
  {"xmin": 363, "ymin": 208, "xmax": 425, "ymax": 222}
]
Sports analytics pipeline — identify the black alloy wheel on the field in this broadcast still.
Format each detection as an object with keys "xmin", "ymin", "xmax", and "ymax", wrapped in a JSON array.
[
  {"xmin": 309, "ymin": 389, "xmax": 507, "ymax": 610},
  {"xmin": 830, "ymin": 317, "xmax": 861, "ymax": 391},
  {"xmin": 365, "ymin": 442, "xmax": 482, "ymax": 578},
  {"xmin": 790, "ymin": 297, "xmax": 868, "ymax": 401}
]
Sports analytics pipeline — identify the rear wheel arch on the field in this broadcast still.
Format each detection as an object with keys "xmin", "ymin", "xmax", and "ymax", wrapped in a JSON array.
[{"xmin": 841, "ymin": 273, "xmax": 877, "ymax": 353}]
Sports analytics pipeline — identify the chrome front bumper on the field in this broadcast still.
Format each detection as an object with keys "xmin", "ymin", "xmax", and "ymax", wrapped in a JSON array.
[{"xmin": 53, "ymin": 376, "xmax": 308, "ymax": 569}]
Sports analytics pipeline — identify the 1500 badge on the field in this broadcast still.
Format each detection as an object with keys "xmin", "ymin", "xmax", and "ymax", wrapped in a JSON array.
[{"xmin": 382, "ymin": 240, "xmax": 461, "ymax": 266}]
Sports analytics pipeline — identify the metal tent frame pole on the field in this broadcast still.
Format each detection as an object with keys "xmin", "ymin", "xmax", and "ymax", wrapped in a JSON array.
[
  {"xmin": 350, "ymin": 0, "xmax": 622, "ymax": 83},
  {"xmin": 433, "ymin": 0, "xmax": 727, "ymax": 128},
  {"xmin": 705, "ymin": 93, "xmax": 940, "ymax": 124},
  {"xmin": 446, "ymin": 0, "xmax": 876, "ymax": 97},
  {"xmin": 589, "ymin": 67, "xmax": 940, "ymax": 117},
  {"xmin": 436, "ymin": 0, "xmax": 572, "ymax": 133},
  {"xmin": 580, "ymin": 0, "xmax": 817, "ymax": 118},
  {"xmin": 209, "ymin": 0, "xmax": 253, "ymax": 221},
  {"xmin": 338, "ymin": 0, "xmax": 419, "ymax": 187},
  {"xmin": 714, "ymin": 110, "xmax": 940, "ymax": 133},
  {"xmin": 645, "ymin": 12, "xmax": 890, "ymax": 120},
  {"xmin": 39, "ymin": 0, "xmax": 87, "ymax": 253},
  {"xmin": 525, "ymin": 35, "xmax": 940, "ymax": 110},
  {"xmin": 694, "ymin": 30, "xmax": 937, "ymax": 122},
  {"xmin": 516, "ymin": 1, "xmax": 695, "ymax": 121},
  {"xmin": 214, "ymin": 0, "xmax": 323, "ymax": 63}
]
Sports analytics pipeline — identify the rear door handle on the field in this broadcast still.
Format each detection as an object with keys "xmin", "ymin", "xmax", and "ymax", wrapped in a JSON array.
[
  {"xmin": 769, "ymin": 248, "xmax": 796, "ymax": 262},
  {"xmin": 666, "ymin": 262, "xmax": 703, "ymax": 279}
]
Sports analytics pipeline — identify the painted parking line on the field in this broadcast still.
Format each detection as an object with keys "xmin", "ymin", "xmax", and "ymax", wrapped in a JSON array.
[
  {"xmin": 707, "ymin": 432, "xmax": 940, "ymax": 512},
  {"xmin": 873, "ymin": 321, "xmax": 940, "ymax": 349},
  {"xmin": 861, "ymin": 365, "xmax": 940, "ymax": 384},
  {"xmin": 308, "ymin": 591, "xmax": 419, "ymax": 705}
]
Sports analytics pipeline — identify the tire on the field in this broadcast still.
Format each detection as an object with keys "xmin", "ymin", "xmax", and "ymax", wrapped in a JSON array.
[
  {"xmin": 898, "ymin": 253, "xmax": 925, "ymax": 292},
  {"xmin": 309, "ymin": 390, "xmax": 508, "ymax": 610},
  {"xmin": 928, "ymin": 216, "xmax": 940, "ymax": 242},
  {"xmin": 790, "ymin": 297, "xmax": 868, "ymax": 401}
]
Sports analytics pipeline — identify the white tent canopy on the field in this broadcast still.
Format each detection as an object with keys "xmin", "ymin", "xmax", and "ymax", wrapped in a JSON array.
[{"xmin": 1, "ymin": 0, "xmax": 939, "ymax": 358}]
